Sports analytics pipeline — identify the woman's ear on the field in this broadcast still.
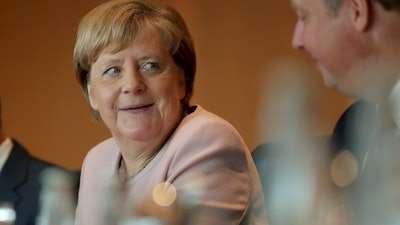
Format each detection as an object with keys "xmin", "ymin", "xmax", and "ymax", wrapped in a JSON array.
[
  {"xmin": 87, "ymin": 83, "xmax": 98, "ymax": 110},
  {"xmin": 347, "ymin": 0, "xmax": 370, "ymax": 31}
]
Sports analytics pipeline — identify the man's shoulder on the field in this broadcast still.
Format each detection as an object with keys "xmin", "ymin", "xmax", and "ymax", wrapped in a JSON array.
[
  {"xmin": 331, "ymin": 100, "xmax": 377, "ymax": 155},
  {"xmin": 10, "ymin": 139, "xmax": 60, "ymax": 170},
  {"xmin": 333, "ymin": 100, "xmax": 376, "ymax": 136}
]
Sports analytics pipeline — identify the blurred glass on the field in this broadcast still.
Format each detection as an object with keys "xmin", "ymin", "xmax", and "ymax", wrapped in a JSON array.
[
  {"xmin": 0, "ymin": 201, "xmax": 16, "ymax": 225},
  {"xmin": 119, "ymin": 217, "xmax": 163, "ymax": 225},
  {"xmin": 36, "ymin": 168, "xmax": 76, "ymax": 225}
]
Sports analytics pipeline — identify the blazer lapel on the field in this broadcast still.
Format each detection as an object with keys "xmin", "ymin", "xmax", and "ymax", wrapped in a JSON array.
[{"xmin": 0, "ymin": 139, "xmax": 30, "ymax": 206}]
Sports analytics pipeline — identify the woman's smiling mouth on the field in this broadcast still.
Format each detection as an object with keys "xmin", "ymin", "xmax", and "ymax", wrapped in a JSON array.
[{"xmin": 120, "ymin": 103, "xmax": 154, "ymax": 113}]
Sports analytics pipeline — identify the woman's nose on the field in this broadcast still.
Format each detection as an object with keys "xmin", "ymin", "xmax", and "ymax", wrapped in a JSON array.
[{"xmin": 121, "ymin": 71, "xmax": 146, "ymax": 94}]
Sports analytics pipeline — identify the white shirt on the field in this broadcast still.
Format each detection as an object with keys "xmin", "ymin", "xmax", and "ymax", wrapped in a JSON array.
[
  {"xmin": 0, "ymin": 137, "xmax": 13, "ymax": 173},
  {"xmin": 361, "ymin": 80, "xmax": 400, "ymax": 171},
  {"xmin": 389, "ymin": 79, "xmax": 400, "ymax": 130}
]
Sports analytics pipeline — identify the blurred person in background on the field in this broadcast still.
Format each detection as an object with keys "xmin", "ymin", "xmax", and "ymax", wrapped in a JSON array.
[
  {"xmin": 291, "ymin": 0, "xmax": 400, "ymax": 158},
  {"xmin": 73, "ymin": 0, "xmax": 267, "ymax": 225},
  {"xmin": 0, "ymin": 98, "xmax": 63, "ymax": 225},
  {"xmin": 291, "ymin": 0, "xmax": 400, "ymax": 223}
]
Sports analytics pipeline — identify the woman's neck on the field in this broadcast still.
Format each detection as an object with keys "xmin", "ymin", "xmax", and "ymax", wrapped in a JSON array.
[{"xmin": 118, "ymin": 149, "xmax": 157, "ymax": 183}]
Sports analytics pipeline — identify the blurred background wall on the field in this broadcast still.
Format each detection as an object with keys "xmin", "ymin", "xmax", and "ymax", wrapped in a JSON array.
[{"xmin": 0, "ymin": 0, "xmax": 354, "ymax": 170}]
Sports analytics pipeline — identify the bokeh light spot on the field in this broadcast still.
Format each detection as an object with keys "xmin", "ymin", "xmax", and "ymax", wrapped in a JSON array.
[
  {"xmin": 152, "ymin": 182, "xmax": 177, "ymax": 207},
  {"xmin": 330, "ymin": 150, "xmax": 359, "ymax": 187}
]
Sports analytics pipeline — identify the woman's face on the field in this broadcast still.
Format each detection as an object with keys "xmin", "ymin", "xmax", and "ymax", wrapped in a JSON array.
[{"xmin": 88, "ymin": 32, "xmax": 186, "ymax": 144}]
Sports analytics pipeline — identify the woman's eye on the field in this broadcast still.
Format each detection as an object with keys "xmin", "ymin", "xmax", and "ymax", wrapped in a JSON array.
[
  {"xmin": 141, "ymin": 62, "xmax": 161, "ymax": 74},
  {"xmin": 104, "ymin": 67, "xmax": 121, "ymax": 76}
]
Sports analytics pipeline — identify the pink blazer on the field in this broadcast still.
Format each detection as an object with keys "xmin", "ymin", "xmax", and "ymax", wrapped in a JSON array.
[{"xmin": 75, "ymin": 105, "xmax": 267, "ymax": 225}]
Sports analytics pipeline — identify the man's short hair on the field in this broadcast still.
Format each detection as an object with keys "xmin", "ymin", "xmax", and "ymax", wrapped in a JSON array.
[{"xmin": 325, "ymin": 0, "xmax": 400, "ymax": 15}]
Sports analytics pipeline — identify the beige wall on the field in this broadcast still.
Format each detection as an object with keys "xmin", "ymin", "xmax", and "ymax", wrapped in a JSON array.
[{"xmin": 0, "ymin": 0, "xmax": 354, "ymax": 170}]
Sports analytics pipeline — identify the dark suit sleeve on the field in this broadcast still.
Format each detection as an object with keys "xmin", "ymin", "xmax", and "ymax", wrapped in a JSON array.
[
  {"xmin": 0, "ymin": 139, "xmax": 72, "ymax": 225},
  {"xmin": 330, "ymin": 100, "xmax": 377, "ymax": 162}
]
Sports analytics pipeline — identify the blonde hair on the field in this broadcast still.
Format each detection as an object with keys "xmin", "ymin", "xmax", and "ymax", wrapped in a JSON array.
[
  {"xmin": 73, "ymin": 0, "xmax": 196, "ymax": 120},
  {"xmin": 0, "ymin": 98, "xmax": 2, "ymax": 129}
]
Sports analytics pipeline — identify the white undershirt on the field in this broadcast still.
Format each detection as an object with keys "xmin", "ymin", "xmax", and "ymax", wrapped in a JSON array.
[
  {"xmin": 389, "ymin": 79, "xmax": 400, "ymax": 129},
  {"xmin": 361, "ymin": 79, "xmax": 400, "ymax": 172},
  {"xmin": 0, "ymin": 137, "xmax": 13, "ymax": 173}
]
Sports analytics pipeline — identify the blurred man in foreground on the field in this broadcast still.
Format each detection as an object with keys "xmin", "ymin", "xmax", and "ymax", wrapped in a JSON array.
[{"xmin": 291, "ymin": 0, "xmax": 400, "ymax": 224}]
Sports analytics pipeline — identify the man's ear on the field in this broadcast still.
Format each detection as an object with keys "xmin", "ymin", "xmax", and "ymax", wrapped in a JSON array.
[
  {"xmin": 87, "ymin": 83, "xmax": 98, "ymax": 110},
  {"xmin": 347, "ymin": 0, "xmax": 370, "ymax": 31}
]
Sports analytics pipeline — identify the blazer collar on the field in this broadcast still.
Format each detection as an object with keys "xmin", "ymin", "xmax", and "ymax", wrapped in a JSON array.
[{"xmin": 0, "ymin": 139, "xmax": 30, "ymax": 205}]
